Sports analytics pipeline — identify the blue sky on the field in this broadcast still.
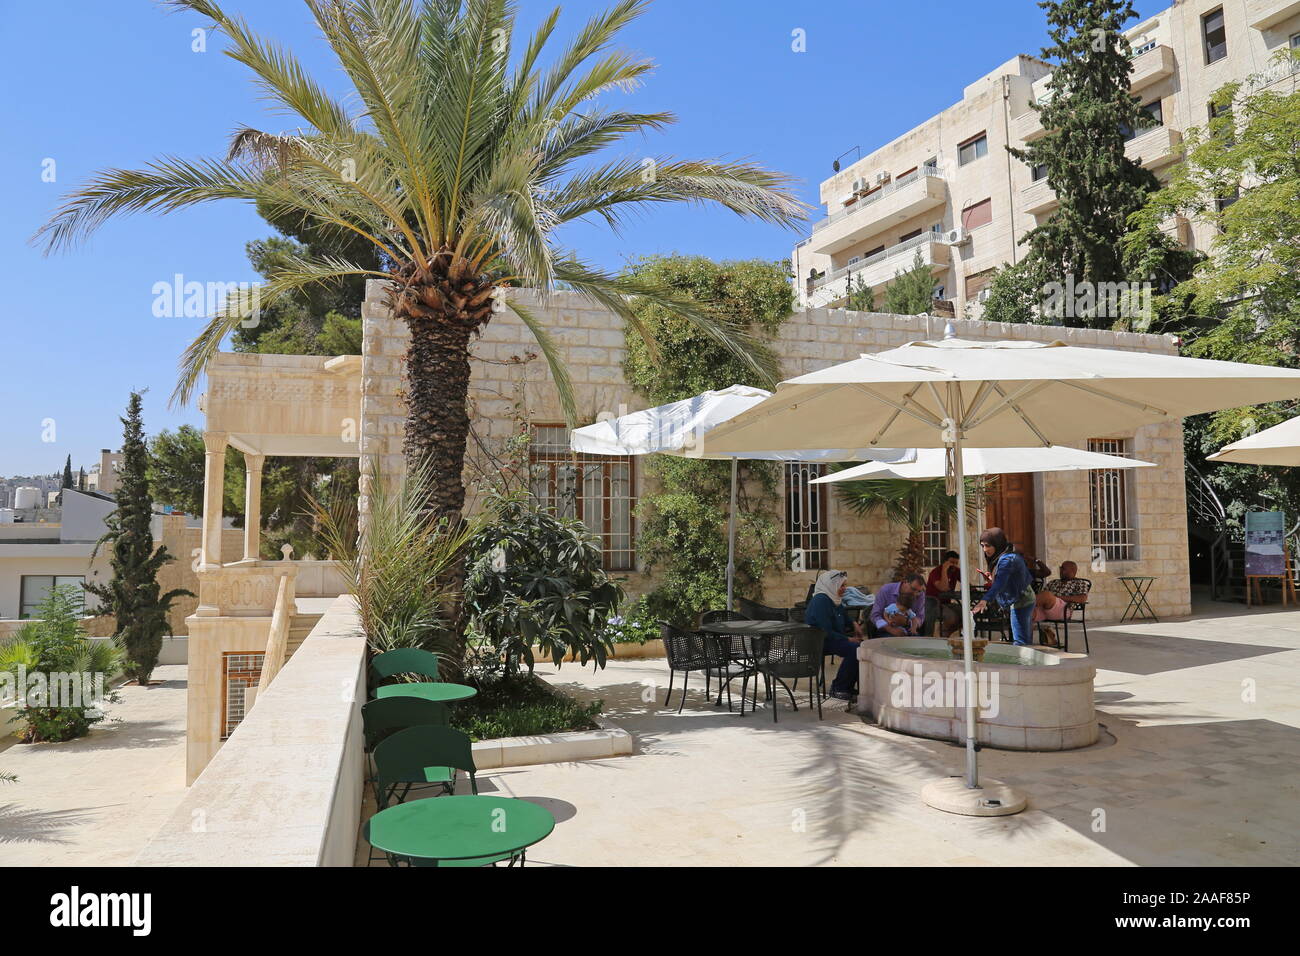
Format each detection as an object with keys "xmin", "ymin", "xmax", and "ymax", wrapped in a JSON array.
[{"xmin": 0, "ymin": 0, "xmax": 1162, "ymax": 476}]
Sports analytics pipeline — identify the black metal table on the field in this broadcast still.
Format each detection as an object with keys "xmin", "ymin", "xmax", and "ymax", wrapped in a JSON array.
[
  {"xmin": 1118, "ymin": 576, "xmax": 1159, "ymax": 623},
  {"xmin": 699, "ymin": 620, "xmax": 819, "ymax": 715}
]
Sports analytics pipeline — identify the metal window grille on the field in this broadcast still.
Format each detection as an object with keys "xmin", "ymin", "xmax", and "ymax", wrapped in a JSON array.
[
  {"xmin": 222, "ymin": 652, "xmax": 264, "ymax": 739},
  {"xmin": 921, "ymin": 515, "xmax": 950, "ymax": 569},
  {"xmin": 1088, "ymin": 438, "xmax": 1137, "ymax": 561},
  {"xmin": 786, "ymin": 463, "xmax": 829, "ymax": 571},
  {"xmin": 528, "ymin": 425, "xmax": 636, "ymax": 571}
]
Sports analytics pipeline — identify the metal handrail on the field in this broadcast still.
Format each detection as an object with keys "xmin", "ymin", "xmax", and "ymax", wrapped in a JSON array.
[
  {"xmin": 810, "ymin": 231, "xmax": 941, "ymax": 291},
  {"xmin": 812, "ymin": 164, "xmax": 941, "ymax": 233}
]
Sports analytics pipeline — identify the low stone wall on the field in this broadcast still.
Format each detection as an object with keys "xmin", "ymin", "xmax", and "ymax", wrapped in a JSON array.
[{"xmin": 135, "ymin": 595, "xmax": 366, "ymax": 867}]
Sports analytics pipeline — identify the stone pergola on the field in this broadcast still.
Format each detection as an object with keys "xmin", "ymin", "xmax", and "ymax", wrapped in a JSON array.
[{"xmin": 187, "ymin": 352, "xmax": 361, "ymax": 783}]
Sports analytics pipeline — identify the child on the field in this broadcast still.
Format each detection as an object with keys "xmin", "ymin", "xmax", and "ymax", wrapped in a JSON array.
[{"xmin": 882, "ymin": 589, "xmax": 918, "ymax": 635}]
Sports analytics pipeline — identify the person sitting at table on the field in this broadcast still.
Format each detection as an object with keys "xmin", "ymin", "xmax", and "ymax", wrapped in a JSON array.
[
  {"xmin": 926, "ymin": 551, "xmax": 961, "ymax": 598},
  {"xmin": 872, "ymin": 573, "xmax": 927, "ymax": 636},
  {"xmin": 971, "ymin": 527, "xmax": 1036, "ymax": 646},
  {"xmin": 804, "ymin": 569, "xmax": 865, "ymax": 701},
  {"xmin": 881, "ymin": 588, "xmax": 919, "ymax": 635},
  {"xmin": 1032, "ymin": 560, "xmax": 1090, "ymax": 644}
]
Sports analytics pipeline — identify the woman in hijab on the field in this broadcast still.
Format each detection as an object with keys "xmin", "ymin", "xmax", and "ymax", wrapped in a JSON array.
[
  {"xmin": 804, "ymin": 569, "xmax": 865, "ymax": 700},
  {"xmin": 971, "ymin": 527, "xmax": 1037, "ymax": 646}
]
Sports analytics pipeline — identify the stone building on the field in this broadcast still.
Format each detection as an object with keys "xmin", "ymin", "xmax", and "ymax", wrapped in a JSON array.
[
  {"xmin": 360, "ymin": 280, "xmax": 1192, "ymax": 626},
  {"xmin": 793, "ymin": 0, "xmax": 1300, "ymax": 315}
]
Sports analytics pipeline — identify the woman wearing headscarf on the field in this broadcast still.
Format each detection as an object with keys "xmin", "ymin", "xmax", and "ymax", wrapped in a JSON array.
[
  {"xmin": 971, "ymin": 527, "xmax": 1037, "ymax": 646},
  {"xmin": 804, "ymin": 569, "xmax": 864, "ymax": 700}
]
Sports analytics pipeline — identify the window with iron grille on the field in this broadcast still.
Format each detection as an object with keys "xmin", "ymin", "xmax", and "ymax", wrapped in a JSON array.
[
  {"xmin": 786, "ymin": 463, "xmax": 829, "ymax": 571},
  {"xmin": 222, "ymin": 651, "xmax": 264, "ymax": 739},
  {"xmin": 1088, "ymin": 438, "xmax": 1137, "ymax": 561},
  {"xmin": 528, "ymin": 424, "xmax": 635, "ymax": 571},
  {"xmin": 921, "ymin": 515, "xmax": 950, "ymax": 569}
]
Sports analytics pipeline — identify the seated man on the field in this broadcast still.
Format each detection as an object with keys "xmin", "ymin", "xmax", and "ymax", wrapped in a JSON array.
[
  {"xmin": 804, "ymin": 569, "xmax": 865, "ymax": 701},
  {"xmin": 926, "ymin": 550, "xmax": 961, "ymax": 598},
  {"xmin": 872, "ymin": 573, "xmax": 927, "ymax": 637},
  {"xmin": 1033, "ymin": 560, "xmax": 1090, "ymax": 644}
]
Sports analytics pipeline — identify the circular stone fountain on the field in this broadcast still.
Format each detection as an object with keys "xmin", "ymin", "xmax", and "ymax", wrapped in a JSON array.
[{"xmin": 857, "ymin": 637, "xmax": 1097, "ymax": 751}]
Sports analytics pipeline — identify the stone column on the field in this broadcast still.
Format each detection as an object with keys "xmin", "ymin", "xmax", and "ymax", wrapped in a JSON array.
[
  {"xmin": 242, "ymin": 453, "xmax": 264, "ymax": 562},
  {"xmin": 200, "ymin": 432, "xmax": 228, "ymax": 569}
]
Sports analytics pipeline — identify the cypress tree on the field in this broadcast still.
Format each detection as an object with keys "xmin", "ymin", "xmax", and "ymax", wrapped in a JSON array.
[
  {"xmin": 61, "ymin": 455, "xmax": 73, "ymax": 490},
  {"xmin": 77, "ymin": 467, "xmax": 86, "ymax": 492},
  {"xmin": 85, "ymin": 392, "xmax": 192, "ymax": 683},
  {"xmin": 1008, "ymin": 0, "xmax": 1158, "ymax": 327}
]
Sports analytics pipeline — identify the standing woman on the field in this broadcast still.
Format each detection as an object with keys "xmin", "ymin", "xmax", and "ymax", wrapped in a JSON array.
[
  {"xmin": 804, "ymin": 569, "xmax": 865, "ymax": 700},
  {"xmin": 971, "ymin": 528, "xmax": 1036, "ymax": 646}
]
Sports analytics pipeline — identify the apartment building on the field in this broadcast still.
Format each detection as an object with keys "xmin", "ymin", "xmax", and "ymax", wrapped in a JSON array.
[{"xmin": 792, "ymin": 0, "xmax": 1300, "ymax": 316}]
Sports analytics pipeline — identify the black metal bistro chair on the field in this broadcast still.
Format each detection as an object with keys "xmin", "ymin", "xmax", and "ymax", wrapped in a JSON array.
[
  {"xmin": 662, "ymin": 622, "xmax": 734, "ymax": 712},
  {"xmin": 745, "ymin": 629, "xmax": 825, "ymax": 722},
  {"xmin": 1044, "ymin": 578, "xmax": 1093, "ymax": 653},
  {"xmin": 737, "ymin": 596, "xmax": 790, "ymax": 622}
]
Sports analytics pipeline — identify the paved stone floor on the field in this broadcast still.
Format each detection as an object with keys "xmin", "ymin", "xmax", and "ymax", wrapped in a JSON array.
[
  {"xmin": 359, "ymin": 599, "xmax": 1300, "ymax": 866},
  {"xmin": 0, "ymin": 665, "xmax": 188, "ymax": 866}
]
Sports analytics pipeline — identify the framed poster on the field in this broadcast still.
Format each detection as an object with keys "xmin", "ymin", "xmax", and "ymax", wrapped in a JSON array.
[{"xmin": 1244, "ymin": 511, "xmax": 1287, "ymax": 577}]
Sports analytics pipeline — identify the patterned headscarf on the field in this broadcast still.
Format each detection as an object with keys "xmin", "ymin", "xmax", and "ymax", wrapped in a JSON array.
[{"xmin": 813, "ymin": 569, "xmax": 848, "ymax": 605}]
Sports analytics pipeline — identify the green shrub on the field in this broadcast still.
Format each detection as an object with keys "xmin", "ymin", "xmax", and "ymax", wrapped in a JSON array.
[
  {"xmin": 0, "ymin": 586, "xmax": 122, "ymax": 743},
  {"xmin": 463, "ymin": 493, "xmax": 623, "ymax": 678},
  {"xmin": 449, "ymin": 673, "xmax": 602, "ymax": 741},
  {"xmin": 602, "ymin": 595, "xmax": 662, "ymax": 645}
]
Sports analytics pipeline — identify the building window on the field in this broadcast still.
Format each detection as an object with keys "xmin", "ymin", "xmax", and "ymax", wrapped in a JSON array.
[
  {"xmin": 19, "ymin": 574, "xmax": 85, "ymax": 618},
  {"xmin": 921, "ymin": 515, "xmax": 950, "ymax": 569},
  {"xmin": 528, "ymin": 424, "xmax": 635, "ymax": 571},
  {"xmin": 1132, "ymin": 38, "xmax": 1157, "ymax": 57},
  {"xmin": 1122, "ymin": 100, "xmax": 1163, "ymax": 140},
  {"xmin": 1291, "ymin": 32, "xmax": 1300, "ymax": 50},
  {"xmin": 1087, "ymin": 439, "xmax": 1137, "ymax": 562},
  {"xmin": 1030, "ymin": 162, "xmax": 1048, "ymax": 182},
  {"xmin": 960, "ymin": 198, "xmax": 993, "ymax": 231},
  {"xmin": 222, "ymin": 651, "xmax": 264, "ymax": 739},
  {"xmin": 958, "ymin": 133, "xmax": 988, "ymax": 166},
  {"xmin": 898, "ymin": 228, "xmax": 923, "ymax": 243},
  {"xmin": 786, "ymin": 463, "xmax": 829, "ymax": 571},
  {"xmin": 1202, "ymin": 8, "xmax": 1227, "ymax": 65}
]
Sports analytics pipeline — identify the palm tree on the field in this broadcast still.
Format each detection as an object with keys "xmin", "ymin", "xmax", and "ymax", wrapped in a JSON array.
[
  {"xmin": 35, "ymin": 0, "xmax": 806, "ymax": 527},
  {"xmin": 835, "ymin": 477, "xmax": 981, "ymax": 579}
]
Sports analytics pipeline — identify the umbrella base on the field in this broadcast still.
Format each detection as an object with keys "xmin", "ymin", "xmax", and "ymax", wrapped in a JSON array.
[{"xmin": 921, "ymin": 776, "xmax": 1027, "ymax": 816}]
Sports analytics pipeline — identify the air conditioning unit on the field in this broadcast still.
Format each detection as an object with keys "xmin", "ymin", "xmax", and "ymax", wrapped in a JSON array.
[
  {"xmin": 943, "ymin": 227, "xmax": 970, "ymax": 245},
  {"xmin": 875, "ymin": 171, "xmax": 891, "ymax": 185},
  {"xmin": 851, "ymin": 177, "xmax": 867, "ymax": 193}
]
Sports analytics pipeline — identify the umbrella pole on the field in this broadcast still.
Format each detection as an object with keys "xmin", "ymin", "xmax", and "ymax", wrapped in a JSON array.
[
  {"xmin": 726, "ymin": 458, "xmax": 738, "ymax": 612},
  {"xmin": 950, "ymin": 428, "xmax": 979, "ymax": 789}
]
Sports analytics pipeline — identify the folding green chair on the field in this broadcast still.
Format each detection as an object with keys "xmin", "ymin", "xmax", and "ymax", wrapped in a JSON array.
[
  {"xmin": 368, "ymin": 648, "xmax": 441, "ymax": 697},
  {"xmin": 361, "ymin": 697, "xmax": 449, "ymax": 802},
  {"xmin": 372, "ymin": 725, "xmax": 478, "ymax": 809}
]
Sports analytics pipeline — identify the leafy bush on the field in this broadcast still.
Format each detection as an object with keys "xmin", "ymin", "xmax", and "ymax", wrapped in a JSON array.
[
  {"xmin": 463, "ymin": 493, "xmax": 623, "ymax": 678},
  {"xmin": 449, "ymin": 673, "xmax": 602, "ymax": 741},
  {"xmin": 602, "ymin": 595, "xmax": 661, "ymax": 645},
  {"xmin": 0, "ymin": 587, "xmax": 122, "ymax": 742}
]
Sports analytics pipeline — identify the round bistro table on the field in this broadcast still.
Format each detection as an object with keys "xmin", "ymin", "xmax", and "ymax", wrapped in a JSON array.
[
  {"xmin": 374, "ymin": 682, "xmax": 477, "ymax": 704},
  {"xmin": 367, "ymin": 795, "xmax": 556, "ymax": 867},
  {"xmin": 699, "ymin": 619, "xmax": 819, "ymax": 715}
]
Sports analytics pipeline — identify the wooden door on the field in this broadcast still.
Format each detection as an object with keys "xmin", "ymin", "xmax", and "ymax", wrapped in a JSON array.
[{"xmin": 985, "ymin": 473, "xmax": 1037, "ymax": 553}]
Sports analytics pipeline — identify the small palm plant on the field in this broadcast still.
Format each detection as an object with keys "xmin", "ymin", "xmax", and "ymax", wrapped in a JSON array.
[{"xmin": 835, "ymin": 476, "xmax": 988, "ymax": 579}]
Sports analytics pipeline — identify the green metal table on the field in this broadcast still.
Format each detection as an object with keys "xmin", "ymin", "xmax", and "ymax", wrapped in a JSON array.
[
  {"xmin": 374, "ymin": 682, "xmax": 477, "ymax": 704},
  {"xmin": 1118, "ymin": 576, "xmax": 1158, "ymax": 623},
  {"xmin": 367, "ymin": 795, "xmax": 555, "ymax": 866}
]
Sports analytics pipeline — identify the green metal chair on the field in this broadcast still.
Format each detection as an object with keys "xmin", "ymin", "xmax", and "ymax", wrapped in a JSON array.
[
  {"xmin": 361, "ymin": 697, "xmax": 450, "ymax": 813},
  {"xmin": 373, "ymin": 725, "xmax": 478, "ymax": 810},
  {"xmin": 368, "ymin": 648, "xmax": 442, "ymax": 697}
]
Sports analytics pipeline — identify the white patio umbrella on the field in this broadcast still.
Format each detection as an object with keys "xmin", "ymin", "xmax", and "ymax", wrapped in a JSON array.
[
  {"xmin": 700, "ymin": 332, "xmax": 1300, "ymax": 815},
  {"xmin": 570, "ymin": 385, "xmax": 911, "ymax": 608},
  {"xmin": 811, "ymin": 445, "xmax": 1156, "ymax": 484},
  {"xmin": 1208, "ymin": 415, "xmax": 1300, "ymax": 466}
]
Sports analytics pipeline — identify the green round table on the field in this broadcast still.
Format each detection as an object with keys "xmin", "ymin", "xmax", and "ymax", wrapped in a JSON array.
[
  {"xmin": 375, "ymin": 681, "xmax": 477, "ymax": 703},
  {"xmin": 367, "ymin": 795, "xmax": 556, "ymax": 866}
]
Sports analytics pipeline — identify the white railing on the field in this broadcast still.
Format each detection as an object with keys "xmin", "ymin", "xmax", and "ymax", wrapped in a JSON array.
[
  {"xmin": 810, "ymin": 231, "xmax": 942, "ymax": 291},
  {"xmin": 812, "ymin": 164, "xmax": 941, "ymax": 233}
]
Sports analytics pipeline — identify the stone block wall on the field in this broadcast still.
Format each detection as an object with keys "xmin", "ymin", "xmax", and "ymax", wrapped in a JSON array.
[{"xmin": 360, "ymin": 281, "xmax": 1191, "ymax": 621}]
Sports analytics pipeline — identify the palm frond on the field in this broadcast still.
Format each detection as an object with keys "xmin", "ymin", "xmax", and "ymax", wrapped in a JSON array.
[{"xmin": 503, "ymin": 295, "xmax": 577, "ymax": 426}]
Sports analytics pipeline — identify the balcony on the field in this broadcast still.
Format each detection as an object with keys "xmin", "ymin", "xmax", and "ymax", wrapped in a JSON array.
[
  {"xmin": 1247, "ymin": 0, "xmax": 1300, "ymax": 30},
  {"xmin": 805, "ymin": 234, "xmax": 951, "ymax": 308},
  {"xmin": 1125, "ymin": 125, "xmax": 1183, "ymax": 169},
  {"xmin": 1129, "ymin": 44, "xmax": 1175, "ymax": 94},
  {"xmin": 1020, "ymin": 177, "xmax": 1058, "ymax": 216},
  {"xmin": 1012, "ymin": 107, "xmax": 1046, "ymax": 144},
  {"xmin": 807, "ymin": 167, "xmax": 946, "ymax": 257}
]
